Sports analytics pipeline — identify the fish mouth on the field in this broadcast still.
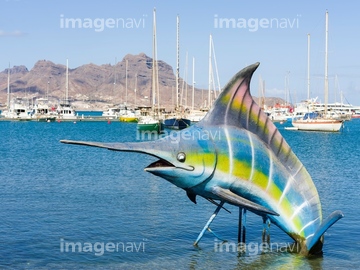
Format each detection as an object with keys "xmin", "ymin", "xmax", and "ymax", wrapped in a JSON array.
[
  {"xmin": 145, "ymin": 158, "xmax": 194, "ymax": 172},
  {"xmin": 146, "ymin": 159, "xmax": 175, "ymax": 169}
]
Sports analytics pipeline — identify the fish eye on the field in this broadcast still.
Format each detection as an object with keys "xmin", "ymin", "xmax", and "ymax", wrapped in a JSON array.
[{"xmin": 177, "ymin": 152, "xmax": 186, "ymax": 162}]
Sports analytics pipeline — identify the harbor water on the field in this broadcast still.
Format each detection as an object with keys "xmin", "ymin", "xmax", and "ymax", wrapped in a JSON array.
[{"xmin": 0, "ymin": 119, "xmax": 359, "ymax": 269}]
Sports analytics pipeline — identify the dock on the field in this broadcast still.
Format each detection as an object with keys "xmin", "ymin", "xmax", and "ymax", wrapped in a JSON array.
[{"xmin": 0, "ymin": 116, "xmax": 121, "ymax": 122}]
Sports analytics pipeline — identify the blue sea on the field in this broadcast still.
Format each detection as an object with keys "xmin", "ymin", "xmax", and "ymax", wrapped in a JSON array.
[{"xmin": 0, "ymin": 119, "xmax": 359, "ymax": 269}]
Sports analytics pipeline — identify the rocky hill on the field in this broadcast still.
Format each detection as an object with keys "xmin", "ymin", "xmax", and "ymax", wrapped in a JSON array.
[{"xmin": 0, "ymin": 53, "xmax": 285, "ymax": 110}]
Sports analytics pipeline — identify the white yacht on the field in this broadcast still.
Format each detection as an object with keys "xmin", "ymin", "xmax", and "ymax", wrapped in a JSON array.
[
  {"xmin": 31, "ymin": 98, "xmax": 57, "ymax": 121},
  {"xmin": 1, "ymin": 97, "xmax": 32, "ymax": 120},
  {"xmin": 56, "ymin": 102, "xmax": 77, "ymax": 120},
  {"xmin": 102, "ymin": 105, "xmax": 124, "ymax": 119}
]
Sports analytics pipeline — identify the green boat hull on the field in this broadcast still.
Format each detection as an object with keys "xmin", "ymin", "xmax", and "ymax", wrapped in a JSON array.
[{"xmin": 136, "ymin": 122, "xmax": 164, "ymax": 133}]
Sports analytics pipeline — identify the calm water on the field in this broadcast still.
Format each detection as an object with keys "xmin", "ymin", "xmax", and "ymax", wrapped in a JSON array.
[{"xmin": 0, "ymin": 119, "xmax": 359, "ymax": 269}]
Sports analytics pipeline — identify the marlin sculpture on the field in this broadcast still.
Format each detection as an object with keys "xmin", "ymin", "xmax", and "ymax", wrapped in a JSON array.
[{"xmin": 61, "ymin": 63, "xmax": 343, "ymax": 255}]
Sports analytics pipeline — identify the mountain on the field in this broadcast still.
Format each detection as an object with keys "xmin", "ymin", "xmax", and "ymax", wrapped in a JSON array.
[{"xmin": 0, "ymin": 53, "xmax": 285, "ymax": 110}]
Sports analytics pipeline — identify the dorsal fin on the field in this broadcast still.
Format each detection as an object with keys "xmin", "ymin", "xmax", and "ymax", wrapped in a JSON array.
[
  {"xmin": 200, "ymin": 62, "xmax": 322, "ymax": 225},
  {"xmin": 201, "ymin": 63, "xmax": 298, "ymax": 169}
]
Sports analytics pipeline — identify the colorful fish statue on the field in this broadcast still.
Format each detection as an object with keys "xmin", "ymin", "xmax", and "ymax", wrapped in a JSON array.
[{"xmin": 61, "ymin": 63, "xmax": 343, "ymax": 255}]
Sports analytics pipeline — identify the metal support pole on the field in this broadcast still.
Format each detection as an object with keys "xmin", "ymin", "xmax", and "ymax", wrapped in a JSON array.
[
  {"xmin": 262, "ymin": 217, "xmax": 271, "ymax": 244},
  {"xmin": 238, "ymin": 208, "xmax": 247, "ymax": 244},
  {"xmin": 194, "ymin": 201, "xmax": 225, "ymax": 246}
]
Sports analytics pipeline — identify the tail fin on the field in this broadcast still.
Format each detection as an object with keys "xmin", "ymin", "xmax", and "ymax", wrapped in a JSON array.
[{"xmin": 307, "ymin": 210, "xmax": 344, "ymax": 254}]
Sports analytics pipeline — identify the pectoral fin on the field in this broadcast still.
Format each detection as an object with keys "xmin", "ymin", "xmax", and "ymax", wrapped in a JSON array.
[
  {"xmin": 186, "ymin": 189, "xmax": 197, "ymax": 204},
  {"xmin": 211, "ymin": 186, "xmax": 279, "ymax": 216}
]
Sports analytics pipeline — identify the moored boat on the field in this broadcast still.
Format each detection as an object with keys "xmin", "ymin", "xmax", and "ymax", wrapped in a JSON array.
[
  {"xmin": 352, "ymin": 110, "xmax": 360, "ymax": 119},
  {"xmin": 187, "ymin": 110, "xmax": 207, "ymax": 123},
  {"xmin": 289, "ymin": 11, "xmax": 343, "ymax": 132},
  {"xmin": 119, "ymin": 115, "xmax": 138, "ymax": 122},
  {"xmin": 57, "ymin": 59, "xmax": 77, "ymax": 121},
  {"xmin": 119, "ymin": 108, "xmax": 139, "ymax": 122},
  {"xmin": 137, "ymin": 116, "xmax": 163, "ymax": 133},
  {"xmin": 163, "ymin": 117, "xmax": 190, "ymax": 130},
  {"xmin": 2, "ymin": 97, "xmax": 32, "ymax": 120},
  {"xmin": 163, "ymin": 15, "xmax": 190, "ymax": 130},
  {"xmin": 31, "ymin": 98, "xmax": 57, "ymax": 122},
  {"xmin": 292, "ymin": 112, "xmax": 343, "ymax": 132},
  {"xmin": 56, "ymin": 102, "xmax": 77, "ymax": 120},
  {"xmin": 136, "ymin": 8, "xmax": 163, "ymax": 133}
]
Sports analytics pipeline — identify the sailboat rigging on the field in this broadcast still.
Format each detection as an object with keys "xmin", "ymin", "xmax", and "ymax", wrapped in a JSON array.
[
  {"xmin": 291, "ymin": 10, "xmax": 343, "ymax": 132},
  {"xmin": 163, "ymin": 14, "xmax": 191, "ymax": 130},
  {"xmin": 136, "ymin": 8, "xmax": 164, "ymax": 133}
]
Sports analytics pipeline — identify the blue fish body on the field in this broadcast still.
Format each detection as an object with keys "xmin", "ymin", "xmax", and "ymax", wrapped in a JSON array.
[{"xmin": 61, "ymin": 63, "xmax": 343, "ymax": 255}]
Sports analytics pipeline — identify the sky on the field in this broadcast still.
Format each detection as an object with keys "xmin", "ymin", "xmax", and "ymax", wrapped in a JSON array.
[{"xmin": 1, "ymin": 0, "xmax": 360, "ymax": 105}]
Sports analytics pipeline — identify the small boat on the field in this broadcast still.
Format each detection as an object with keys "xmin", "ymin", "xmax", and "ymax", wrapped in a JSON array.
[
  {"xmin": 57, "ymin": 59, "xmax": 77, "ymax": 121},
  {"xmin": 102, "ymin": 106, "xmax": 122, "ymax": 119},
  {"xmin": 267, "ymin": 107, "xmax": 290, "ymax": 123},
  {"xmin": 136, "ymin": 9, "xmax": 164, "ymax": 133},
  {"xmin": 119, "ymin": 115, "xmax": 138, "ymax": 122},
  {"xmin": 163, "ymin": 117, "xmax": 190, "ymax": 130},
  {"xmin": 2, "ymin": 97, "xmax": 32, "ymax": 120},
  {"xmin": 119, "ymin": 108, "xmax": 139, "ymax": 122},
  {"xmin": 284, "ymin": 126, "xmax": 299, "ymax": 131},
  {"xmin": 137, "ymin": 116, "xmax": 163, "ymax": 133},
  {"xmin": 352, "ymin": 110, "xmax": 360, "ymax": 119},
  {"xmin": 292, "ymin": 112, "xmax": 343, "ymax": 132},
  {"xmin": 163, "ymin": 15, "xmax": 190, "ymax": 130},
  {"xmin": 31, "ymin": 98, "xmax": 57, "ymax": 122},
  {"xmin": 1, "ymin": 66, "xmax": 32, "ymax": 120},
  {"xmin": 187, "ymin": 110, "xmax": 207, "ymax": 123},
  {"xmin": 56, "ymin": 102, "xmax": 77, "ymax": 120},
  {"xmin": 119, "ymin": 115, "xmax": 139, "ymax": 123},
  {"xmin": 290, "ymin": 11, "xmax": 343, "ymax": 132}
]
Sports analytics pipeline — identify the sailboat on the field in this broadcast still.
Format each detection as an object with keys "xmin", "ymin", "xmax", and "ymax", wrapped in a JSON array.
[
  {"xmin": 291, "ymin": 11, "xmax": 343, "ymax": 132},
  {"xmin": 187, "ymin": 57, "xmax": 207, "ymax": 122},
  {"xmin": 163, "ymin": 15, "xmax": 191, "ymax": 130},
  {"xmin": 56, "ymin": 59, "xmax": 77, "ymax": 120},
  {"xmin": 1, "ymin": 64, "xmax": 32, "ymax": 120},
  {"xmin": 137, "ymin": 8, "xmax": 164, "ymax": 133},
  {"xmin": 120, "ymin": 60, "xmax": 139, "ymax": 122}
]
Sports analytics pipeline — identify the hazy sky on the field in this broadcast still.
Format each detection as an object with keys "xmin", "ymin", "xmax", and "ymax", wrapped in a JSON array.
[{"xmin": 1, "ymin": 0, "xmax": 359, "ymax": 105}]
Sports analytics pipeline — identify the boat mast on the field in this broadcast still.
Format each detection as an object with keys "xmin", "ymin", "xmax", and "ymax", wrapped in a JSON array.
[
  {"xmin": 47, "ymin": 77, "xmax": 50, "ymax": 100},
  {"xmin": 324, "ymin": 10, "xmax": 329, "ymax": 114},
  {"xmin": 211, "ymin": 36, "xmax": 221, "ymax": 98},
  {"xmin": 334, "ymin": 74, "xmax": 338, "ymax": 103},
  {"xmin": 184, "ymin": 51, "xmax": 188, "ymax": 108},
  {"xmin": 208, "ymin": 34, "xmax": 212, "ymax": 108},
  {"xmin": 65, "ymin": 58, "xmax": 69, "ymax": 103},
  {"xmin": 125, "ymin": 59, "xmax": 128, "ymax": 105},
  {"xmin": 176, "ymin": 15, "xmax": 180, "ymax": 111},
  {"xmin": 263, "ymin": 80, "xmax": 266, "ymax": 108},
  {"xmin": 192, "ymin": 57, "xmax": 195, "ymax": 111},
  {"xmin": 307, "ymin": 33, "xmax": 311, "ymax": 100},
  {"xmin": 152, "ymin": 8, "xmax": 156, "ymax": 113},
  {"xmin": 7, "ymin": 63, "xmax": 10, "ymax": 109},
  {"xmin": 155, "ymin": 15, "xmax": 160, "ymax": 113},
  {"xmin": 258, "ymin": 75, "xmax": 262, "ymax": 109},
  {"xmin": 113, "ymin": 57, "xmax": 117, "ymax": 103},
  {"xmin": 134, "ymin": 72, "xmax": 137, "ymax": 107}
]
